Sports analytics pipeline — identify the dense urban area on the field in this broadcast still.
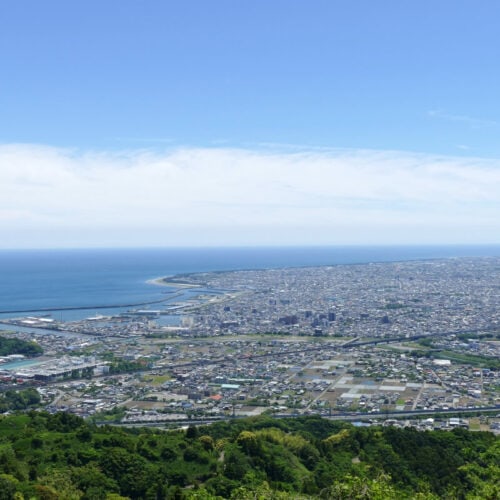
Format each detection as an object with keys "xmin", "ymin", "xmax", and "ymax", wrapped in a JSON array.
[{"xmin": 0, "ymin": 256, "xmax": 498, "ymax": 434}]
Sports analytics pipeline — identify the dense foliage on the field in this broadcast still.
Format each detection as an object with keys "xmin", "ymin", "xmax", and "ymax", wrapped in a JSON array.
[
  {"xmin": 0, "ymin": 389, "xmax": 41, "ymax": 413},
  {"xmin": 0, "ymin": 336, "xmax": 43, "ymax": 357},
  {"xmin": 0, "ymin": 413, "xmax": 496, "ymax": 499}
]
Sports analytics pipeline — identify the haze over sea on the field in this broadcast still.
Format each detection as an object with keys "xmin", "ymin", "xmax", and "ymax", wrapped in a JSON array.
[{"xmin": 1, "ymin": 246, "xmax": 499, "ymax": 321}]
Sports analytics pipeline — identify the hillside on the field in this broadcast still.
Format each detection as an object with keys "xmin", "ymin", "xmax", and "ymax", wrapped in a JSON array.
[{"xmin": 0, "ymin": 413, "xmax": 497, "ymax": 499}]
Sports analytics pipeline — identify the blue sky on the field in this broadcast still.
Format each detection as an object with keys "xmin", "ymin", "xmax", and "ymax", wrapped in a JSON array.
[{"xmin": 1, "ymin": 1, "xmax": 499, "ymax": 247}]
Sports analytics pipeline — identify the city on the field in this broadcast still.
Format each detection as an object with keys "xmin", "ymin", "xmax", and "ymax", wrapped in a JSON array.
[{"xmin": 1, "ymin": 257, "xmax": 498, "ymax": 433}]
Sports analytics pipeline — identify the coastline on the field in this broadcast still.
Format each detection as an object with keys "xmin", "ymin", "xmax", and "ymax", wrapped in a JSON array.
[
  {"xmin": 146, "ymin": 276, "xmax": 201, "ymax": 289},
  {"xmin": 3, "ymin": 246, "xmax": 500, "ymax": 319}
]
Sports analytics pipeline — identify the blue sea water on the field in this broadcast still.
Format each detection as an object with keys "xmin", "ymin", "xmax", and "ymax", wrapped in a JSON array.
[{"xmin": 0, "ymin": 245, "xmax": 498, "ymax": 321}]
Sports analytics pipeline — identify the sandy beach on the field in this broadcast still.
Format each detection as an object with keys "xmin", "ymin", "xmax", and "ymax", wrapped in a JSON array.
[{"xmin": 146, "ymin": 276, "xmax": 201, "ymax": 288}]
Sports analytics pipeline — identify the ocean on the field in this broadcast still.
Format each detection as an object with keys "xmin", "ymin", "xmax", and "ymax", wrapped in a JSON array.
[{"xmin": 0, "ymin": 245, "xmax": 499, "ymax": 321}]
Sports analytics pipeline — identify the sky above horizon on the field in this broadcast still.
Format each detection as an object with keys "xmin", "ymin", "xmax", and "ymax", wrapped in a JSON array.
[{"xmin": 1, "ymin": 1, "xmax": 499, "ymax": 248}]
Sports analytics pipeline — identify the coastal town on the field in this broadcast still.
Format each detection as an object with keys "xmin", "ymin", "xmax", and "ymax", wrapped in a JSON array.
[{"xmin": 1, "ymin": 257, "xmax": 499, "ymax": 432}]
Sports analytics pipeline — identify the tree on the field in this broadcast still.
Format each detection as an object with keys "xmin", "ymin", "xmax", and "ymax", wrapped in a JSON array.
[
  {"xmin": 0, "ymin": 474, "xmax": 19, "ymax": 500},
  {"xmin": 319, "ymin": 473, "xmax": 400, "ymax": 500},
  {"xmin": 36, "ymin": 469, "xmax": 83, "ymax": 500}
]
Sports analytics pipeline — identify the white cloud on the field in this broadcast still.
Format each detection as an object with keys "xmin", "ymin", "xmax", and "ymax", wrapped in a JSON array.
[{"xmin": 0, "ymin": 143, "xmax": 499, "ymax": 247}]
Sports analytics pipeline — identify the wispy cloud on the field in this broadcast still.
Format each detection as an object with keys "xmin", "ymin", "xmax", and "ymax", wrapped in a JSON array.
[
  {"xmin": 110, "ymin": 136, "xmax": 176, "ymax": 144},
  {"xmin": 427, "ymin": 109, "xmax": 498, "ymax": 128},
  {"xmin": 0, "ymin": 143, "xmax": 499, "ymax": 247}
]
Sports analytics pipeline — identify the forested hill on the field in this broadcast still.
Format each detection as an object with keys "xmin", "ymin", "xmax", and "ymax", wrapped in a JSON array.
[
  {"xmin": 0, "ymin": 335, "xmax": 43, "ymax": 357},
  {"xmin": 0, "ymin": 413, "xmax": 497, "ymax": 499}
]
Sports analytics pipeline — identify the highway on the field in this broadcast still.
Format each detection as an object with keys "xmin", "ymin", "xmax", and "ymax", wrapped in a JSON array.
[{"xmin": 105, "ymin": 405, "xmax": 500, "ymax": 428}]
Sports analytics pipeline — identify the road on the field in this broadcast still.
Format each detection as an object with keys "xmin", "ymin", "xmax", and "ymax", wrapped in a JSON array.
[{"xmin": 103, "ymin": 405, "xmax": 500, "ymax": 428}]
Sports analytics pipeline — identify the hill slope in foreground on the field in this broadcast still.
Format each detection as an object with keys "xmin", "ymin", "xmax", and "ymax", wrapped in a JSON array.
[{"xmin": 0, "ymin": 413, "xmax": 497, "ymax": 499}]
